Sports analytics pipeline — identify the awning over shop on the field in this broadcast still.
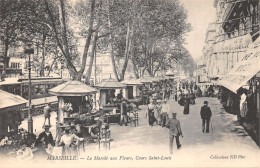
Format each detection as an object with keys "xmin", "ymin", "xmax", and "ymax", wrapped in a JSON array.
[
  {"xmin": 0, "ymin": 90, "xmax": 27, "ymax": 113},
  {"xmin": 0, "ymin": 78, "xmax": 20, "ymax": 86},
  {"xmin": 218, "ymin": 37, "xmax": 260, "ymax": 93},
  {"xmin": 49, "ymin": 80, "xmax": 98, "ymax": 96}
]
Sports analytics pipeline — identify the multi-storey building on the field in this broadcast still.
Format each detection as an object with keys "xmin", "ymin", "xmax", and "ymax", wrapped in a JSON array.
[{"xmin": 205, "ymin": 0, "xmax": 260, "ymax": 146}]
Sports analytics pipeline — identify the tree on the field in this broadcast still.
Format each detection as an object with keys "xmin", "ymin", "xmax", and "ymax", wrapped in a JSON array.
[
  {"xmin": 0, "ymin": 0, "xmax": 29, "ymax": 79},
  {"xmin": 43, "ymin": 0, "xmax": 96, "ymax": 80},
  {"xmin": 106, "ymin": 0, "xmax": 191, "ymax": 80}
]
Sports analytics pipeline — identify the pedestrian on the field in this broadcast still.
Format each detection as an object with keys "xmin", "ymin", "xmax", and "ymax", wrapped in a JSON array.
[
  {"xmin": 160, "ymin": 99, "xmax": 169, "ymax": 127},
  {"xmin": 35, "ymin": 125, "xmax": 55, "ymax": 149},
  {"xmin": 43, "ymin": 103, "xmax": 51, "ymax": 128},
  {"xmin": 183, "ymin": 95, "xmax": 190, "ymax": 115},
  {"xmin": 147, "ymin": 100, "xmax": 157, "ymax": 126},
  {"xmin": 120, "ymin": 98, "xmax": 128, "ymax": 126},
  {"xmin": 59, "ymin": 126, "xmax": 83, "ymax": 157},
  {"xmin": 155, "ymin": 100, "xmax": 162, "ymax": 125},
  {"xmin": 200, "ymin": 101, "xmax": 212, "ymax": 133},
  {"xmin": 166, "ymin": 113, "xmax": 183, "ymax": 155}
]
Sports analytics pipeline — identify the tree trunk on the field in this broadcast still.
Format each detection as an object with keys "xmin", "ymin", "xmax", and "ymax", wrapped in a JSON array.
[
  {"xmin": 76, "ymin": 0, "xmax": 95, "ymax": 80},
  {"xmin": 40, "ymin": 33, "xmax": 46, "ymax": 77},
  {"xmin": 86, "ymin": 32, "xmax": 98, "ymax": 83},
  {"xmin": 133, "ymin": 63, "xmax": 139, "ymax": 79},
  {"xmin": 120, "ymin": 21, "xmax": 133, "ymax": 81},
  {"xmin": 2, "ymin": 39, "xmax": 9, "ymax": 80},
  {"xmin": 86, "ymin": 0, "xmax": 102, "ymax": 83},
  {"xmin": 108, "ymin": 0, "xmax": 119, "ymax": 81}
]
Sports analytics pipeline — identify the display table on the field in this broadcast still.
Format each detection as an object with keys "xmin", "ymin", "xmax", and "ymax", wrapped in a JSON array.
[
  {"xmin": 82, "ymin": 124, "xmax": 97, "ymax": 134},
  {"xmin": 103, "ymin": 104, "xmax": 120, "ymax": 113},
  {"xmin": 105, "ymin": 113, "xmax": 120, "ymax": 124}
]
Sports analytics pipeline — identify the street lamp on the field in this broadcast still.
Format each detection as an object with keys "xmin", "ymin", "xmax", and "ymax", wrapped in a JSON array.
[{"xmin": 24, "ymin": 43, "xmax": 34, "ymax": 134}]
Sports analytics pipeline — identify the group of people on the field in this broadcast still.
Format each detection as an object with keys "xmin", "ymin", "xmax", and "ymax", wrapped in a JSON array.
[
  {"xmin": 16, "ymin": 124, "xmax": 84, "ymax": 160},
  {"xmin": 147, "ymin": 96, "xmax": 213, "ymax": 154}
]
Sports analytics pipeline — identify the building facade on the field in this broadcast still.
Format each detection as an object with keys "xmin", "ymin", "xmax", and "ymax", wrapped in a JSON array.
[{"xmin": 201, "ymin": 0, "xmax": 260, "ymax": 146}]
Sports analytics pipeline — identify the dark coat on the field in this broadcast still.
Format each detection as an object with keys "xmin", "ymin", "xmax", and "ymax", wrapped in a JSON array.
[
  {"xmin": 35, "ymin": 131, "xmax": 55, "ymax": 148},
  {"xmin": 121, "ymin": 101, "xmax": 127, "ymax": 115},
  {"xmin": 200, "ymin": 105, "xmax": 212, "ymax": 120}
]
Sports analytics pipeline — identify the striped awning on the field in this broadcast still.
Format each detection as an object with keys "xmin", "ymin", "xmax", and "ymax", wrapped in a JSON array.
[{"xmin": 218, "ymin": 37, "xmax": 260, "ymax": 93}]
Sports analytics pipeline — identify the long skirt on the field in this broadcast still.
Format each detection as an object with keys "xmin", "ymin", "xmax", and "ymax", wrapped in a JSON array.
[
  {"xmin": 183, "ymin": 104, "xmax": 189, "ymax": 115},
  {"xmin": 62, "ymin": 145, "xmax": 77, "ymax": 156},
  {"xmin": 148, "ymin": 109, "xmax": 157, "ymax": 125},
  {"xmin": 154, "ymin": 109, "xmax": 161, "ymax": 122}
]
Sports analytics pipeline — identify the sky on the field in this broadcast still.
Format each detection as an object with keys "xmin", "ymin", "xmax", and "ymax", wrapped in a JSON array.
[{"xmin": 180, "ymin": 0, "xmax": 217, "ymax": 61}]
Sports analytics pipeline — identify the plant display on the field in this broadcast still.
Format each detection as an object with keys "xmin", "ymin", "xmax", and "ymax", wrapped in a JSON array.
[{"xmin": 0, "ymin": 128, "xmax": 36, "ymax": 153}]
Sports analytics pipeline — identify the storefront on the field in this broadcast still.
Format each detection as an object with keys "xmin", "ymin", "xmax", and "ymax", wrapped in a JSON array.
[{"xmin": 218, "ymin": 36, "xmax": 260, "ymax": 146}]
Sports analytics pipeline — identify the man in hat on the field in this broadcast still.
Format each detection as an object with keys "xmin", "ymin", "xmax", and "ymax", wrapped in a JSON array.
[
  {"xmin": 35, "ymin": 125, "xmax": 55, "ymax": 148},
  {"xmin": 200, "ymin": 101, "xmax": 212, "ymax": 133},
  {"xmin": 166, "ymin": 112, "xmax": 183, "ymax": 155},
  {"xmin": 43, "ymin": 103, "xmax": 52, "ymax": 128},
  {"xmin": 160, "ymin": 99, "xmax": 169, "ymax": 127},
  {"xmin": 120, "ymin": 98, "xmax": 128, "ymax": 126}
]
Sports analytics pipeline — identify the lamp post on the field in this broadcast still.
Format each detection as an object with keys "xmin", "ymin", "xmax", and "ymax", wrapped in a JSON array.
[{"xmin": 24, "ymin": 43, "xmax": 34, "ymax": 134}]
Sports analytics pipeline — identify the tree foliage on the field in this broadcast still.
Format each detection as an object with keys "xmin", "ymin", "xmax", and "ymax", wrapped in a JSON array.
[{"xmin": 1, "ymin": 0, "xmax": 194, "ymax": 81}]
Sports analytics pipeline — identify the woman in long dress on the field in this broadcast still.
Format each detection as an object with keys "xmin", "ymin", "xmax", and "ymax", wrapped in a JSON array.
[
  {"xmin": 147, "ymin": 100, "xmax": 157, "ymax": 126},
  {"xmin": 183, "ymin": 95, "xmax": 190, "ymax": 115},
  {"xmin": 154, "ymin": 100, "xmax": 161, "ymax": 125},
  {"xmin": 59, "ymin": 126, "xmax": 83, "ymax": 157}
]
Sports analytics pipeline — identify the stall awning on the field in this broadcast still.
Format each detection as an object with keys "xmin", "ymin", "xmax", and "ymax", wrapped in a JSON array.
[
  {"xmin": 0, "ymin": 90, "xmax": 27, "ymax": 113},
  {"xmin": 20, "ymin": 79, "xmax": 64, "ymax": 85},
  {"xmin": 121, "ymin": 76, "xmax": 143, "ymax": 86},
  {"xmin": 95, "ymin": 78, "xmax": 126, "ymax": 89},
  {"xmin": 49, "ymin": 80, "xmax": 98, "ymax": 96},
  {"xmin": 218, "ymin": 37, "xmax": 260, "ymax": 93},
  {"xmin": 165, "ymin": 70, "xmax": 176, "ymax": 76}
]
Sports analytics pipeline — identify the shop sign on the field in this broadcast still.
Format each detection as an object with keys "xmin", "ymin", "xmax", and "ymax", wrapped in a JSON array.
[{"xmin": 213, "ymin": 34, "xmax": 252, "ymax": 53}]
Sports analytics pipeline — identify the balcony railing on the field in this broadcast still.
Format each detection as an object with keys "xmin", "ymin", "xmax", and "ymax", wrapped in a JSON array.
[{"xmin": 214, "ymin": 24, "xmax": 259, "ymax": 43}]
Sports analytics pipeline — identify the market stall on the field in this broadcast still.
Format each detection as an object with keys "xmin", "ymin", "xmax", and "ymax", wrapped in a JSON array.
[
  {"xmin": 95, "ymin": 78, "xmax": 126, "ymax": 111},
  {"xmin": 0, "ymin": 90, "xmax": 36, "ymax": 156},
  {"xmin": 48, "ymin": 80, "xmax": 98, "ymax": 139},
  {"xmin": 95, "ymin": 78, "xmax": 126, "ymax": 124},
  {"xmin": 121, "ymin": 76, "xmax": 143, "ymax": 107}
]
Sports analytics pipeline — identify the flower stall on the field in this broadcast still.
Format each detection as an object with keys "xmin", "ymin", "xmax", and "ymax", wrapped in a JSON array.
[
  {"xmin": 0, "ymin": 90, "xmax": 27, "ymax": 140},
  {"xmin": 95, "ymin": 78, "xmax": 126, "ymax": 113},
  {"xmin": 0, "ymin": 128, "xmax": 36, "ymax": 156},
  {"xmin": 0, "ymin": 90, "xmax": 36, "ymax": 156},
  {"xmin": 121, "ymin": 76, "xmax": 143, "ymax": 108},
  {"xmin": 48, "ymin": 81, "xmax": 98, "ymax": 138}
]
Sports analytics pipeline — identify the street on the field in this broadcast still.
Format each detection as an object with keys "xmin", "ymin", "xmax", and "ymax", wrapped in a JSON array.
[
  {"xmin": 82, "ymin": 97, "xmax": 260, "ymax": 167},
  {"xmin": 21, "ymin": 97, "xmax": 260, "ymax": 167}
]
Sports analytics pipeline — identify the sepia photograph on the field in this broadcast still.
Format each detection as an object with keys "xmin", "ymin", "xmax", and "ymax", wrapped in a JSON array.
[{"xmin": 0, "ymin": 0, "xmax": 260, "ymax": 167}]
